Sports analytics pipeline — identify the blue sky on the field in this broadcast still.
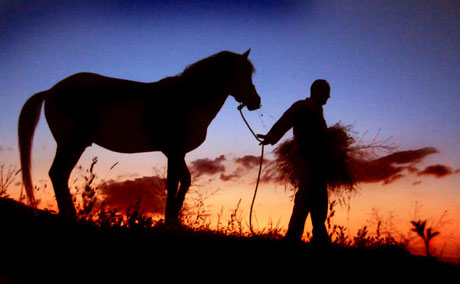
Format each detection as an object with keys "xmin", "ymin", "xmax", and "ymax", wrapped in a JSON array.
[
  {"xmin": 1, "ymin": 1, "xmax": 459, "ymax": 164},
  {"xmin": 0, "ymin": 0, "xmax": 458, "ymax": 180}
]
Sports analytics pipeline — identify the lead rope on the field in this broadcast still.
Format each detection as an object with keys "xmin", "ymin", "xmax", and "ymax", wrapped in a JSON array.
[{"xmin": 238, "ymin": 105, "xmax": 264, "ymax": 235}]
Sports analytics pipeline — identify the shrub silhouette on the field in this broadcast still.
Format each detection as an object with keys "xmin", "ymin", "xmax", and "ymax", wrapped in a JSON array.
[
  {"xmin": 0, "ymin": 164, "xmax": 20, "ymax": 198},
  {"xmin": 411, "ymin": 219, "xmax": 440, "ymax": 258}
]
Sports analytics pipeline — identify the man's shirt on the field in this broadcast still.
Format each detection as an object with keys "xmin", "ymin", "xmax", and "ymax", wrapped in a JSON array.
[{"xmin": 265, "ymin": 98, "xmax": 327, "ymax": 153}]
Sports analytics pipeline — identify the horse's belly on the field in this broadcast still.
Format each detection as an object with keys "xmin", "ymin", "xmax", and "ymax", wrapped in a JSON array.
[
  {"xmin": 93, "ymin": 104, "xmax": 159, "ymax": 153},
  {"xmin": 93, "ymin": 127, "xmax": 157, "ymax": 153}
]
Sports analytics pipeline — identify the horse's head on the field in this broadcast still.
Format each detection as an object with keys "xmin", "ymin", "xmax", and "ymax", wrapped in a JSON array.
[{"xmin": 231, "ymin": 49, "xmax": 261, "ymax": 111}]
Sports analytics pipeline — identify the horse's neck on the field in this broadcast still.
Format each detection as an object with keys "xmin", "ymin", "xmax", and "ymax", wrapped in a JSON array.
[
  {"xmin": 193, "ymin": 89, "xmax": 229, "ymax": 125},
  {"xmin": 151, "ymin": 73, "xmax": 230, "ymax": 126},
  {"xmin": 181, "ymin": 74, "xmax": 230, "ymax": 122}
]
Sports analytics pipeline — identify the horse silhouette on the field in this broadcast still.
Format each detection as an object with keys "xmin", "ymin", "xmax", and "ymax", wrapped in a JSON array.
[{"xmin": 18, "ymin": 49, "xmax": 261, "ymax": 224}]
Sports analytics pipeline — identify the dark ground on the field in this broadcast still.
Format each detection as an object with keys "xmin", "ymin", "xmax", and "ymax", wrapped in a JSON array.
[{"xmin": 1, "ymin": 198, "xmax": 459, "ymax": 283}]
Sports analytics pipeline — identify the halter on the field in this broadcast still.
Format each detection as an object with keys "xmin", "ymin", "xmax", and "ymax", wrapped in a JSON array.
[{"xmin": 238, "ymin": 104, "xmax": 265, "ymax": 235}]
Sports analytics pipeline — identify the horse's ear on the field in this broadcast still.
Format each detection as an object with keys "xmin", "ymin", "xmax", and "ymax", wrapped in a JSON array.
[{"xmin": 242, "ymin": 49, "xmax": 251, "ymax": 58}]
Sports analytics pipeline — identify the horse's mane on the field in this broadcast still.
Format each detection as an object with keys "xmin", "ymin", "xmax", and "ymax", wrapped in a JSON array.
[
  {"xmin": 154, "ymin": 51, "xmax": 256, "ymax": 99},
  {"xmin": 181, "ymin": 51, "xmax": 255, "ymax": 79}
]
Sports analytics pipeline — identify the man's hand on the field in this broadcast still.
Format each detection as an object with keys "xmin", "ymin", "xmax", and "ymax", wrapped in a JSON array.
[{"xmin": 256, "ymin": 134, "xmax": 272, "ymax": 145}]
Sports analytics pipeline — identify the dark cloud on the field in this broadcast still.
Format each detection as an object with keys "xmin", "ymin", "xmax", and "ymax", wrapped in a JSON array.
[
  {"xmin": 190, "ymin": 155, "xmax": 226, "ymax": 178},
  {"xmin": 98, "ymin": 176, "xmax": 166, "ymax": 214},
  {"xmin": 188, "ymin": 147, "xmax": 454, "ymax": 187},
  {"xmin": 235, "ymin": 155, "xmax": 260, "ymax": 169},
  {"xmin": 258, "ymin": 147, "xmax": 441, "ymax": 186},
  {"xmin": 382, "ymin": 173, "xmax": 404, "ymax": 185},
  {"xmin": 256, "ymin": 147, "xmax": 444, "ymax": 186},
  {"xmin": 220, "ymin": 172, "xmax": 242, "ymax": 182},
  {"xmin": 354, "ymin": 159, "xmax": 404, "ymax": 185},
  {"xmin": 354, "ymin": 147, "xmax": 438, "ymax": 185},
  {"xmin": 417, "ymin": 164, "xmax": 455, "ymax": 178},
  {"xmin": 406, "ymin": 166, "xmax": 419, "ymax": 174},
  {"xmin": 214, "ymin": 155, "xmax": 272, "ymax": 182},
  {"xmin": 375, "ymin": 147, "xmax": 438, "ymax": 164},
  {"xmin": 234, "ymin": 155, "xmax": 270, "ymax": 170},
  {"xmin": 188, "ymin": 154, "xmax": 275, "ymax": 182},
  {"xmin": 225, "ymin": 155, "xmax": 276, "ymax": 183}
]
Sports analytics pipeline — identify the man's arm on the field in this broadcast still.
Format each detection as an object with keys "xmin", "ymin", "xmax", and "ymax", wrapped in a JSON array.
[{"xmin": 257, "ymin": 101, "xmax": 300, "ymax": 145}]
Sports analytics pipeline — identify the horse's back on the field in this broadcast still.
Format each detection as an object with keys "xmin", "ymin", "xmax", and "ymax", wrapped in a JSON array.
[
  {"xmin": 51, "ymin": 73, "xmax": 145, "ymax": 97},
  {"xmin": 43, "ymin": 72, "xmax": 187, "ymax": 153}
]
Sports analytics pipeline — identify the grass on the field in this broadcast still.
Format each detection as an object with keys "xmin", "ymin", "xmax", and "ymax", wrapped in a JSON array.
[
  {"xmin": 1, "ymin": 162, "xmax": 459, "ymax": 283},
  {"xmin": 1, "ymin": 197, "xmax": 459, "ymax": 283}
]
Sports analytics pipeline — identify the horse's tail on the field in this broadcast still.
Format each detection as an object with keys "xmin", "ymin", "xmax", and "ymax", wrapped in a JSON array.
[{"xmin": 18, "ymin": 91, "xmax": 48, "ymax": 207}]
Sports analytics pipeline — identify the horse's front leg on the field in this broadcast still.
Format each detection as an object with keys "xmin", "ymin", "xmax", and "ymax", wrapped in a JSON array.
[
  {"xmin": 175, "ymin": 160, "xmax": 191, "ymax": 218},
  {"xmin": 165, "ymin": 156, "xmax": 181, "ymax": 226}
]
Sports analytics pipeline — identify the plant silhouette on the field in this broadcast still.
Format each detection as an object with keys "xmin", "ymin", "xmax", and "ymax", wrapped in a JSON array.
[
  {"xmin": 18, "ymin": 49, "xmax": 261, "ymax": 225},
  {"xmin": 411, "ymin": 219, "xmax": 440, "ymax": 258}
]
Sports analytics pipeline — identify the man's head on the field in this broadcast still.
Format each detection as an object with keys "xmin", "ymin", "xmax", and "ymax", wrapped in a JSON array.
[{"xmin": 310, "ymin": 79, "xmax": 330, "ymax": 105}]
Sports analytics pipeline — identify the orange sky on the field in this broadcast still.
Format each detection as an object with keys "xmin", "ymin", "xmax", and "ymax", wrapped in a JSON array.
[{"xmin": 2, "ymin": 143, "xmax": 459, "ymax": 262}]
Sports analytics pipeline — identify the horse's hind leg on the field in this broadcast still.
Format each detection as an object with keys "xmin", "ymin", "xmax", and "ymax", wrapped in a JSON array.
[{"xmin": 49, "ymin": 143, "xmax": 86, "ymax": 218}]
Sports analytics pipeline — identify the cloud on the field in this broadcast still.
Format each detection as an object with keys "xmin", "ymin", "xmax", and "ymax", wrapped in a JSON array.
[
  {"xmin": 98, "ymin": 176, "xmax": 166, "ymax": 214},
  {"xmin": 354, "ymin": 147, "xmax": 438, "ymax": 185},
  {"xmin": 220, "ymin": 172, "xmax": 242, "ymax": 182},
  {"xmin": 187, "ymin": 154, "xmax": 275, "ymax": 183},
  {"xmin": 190, "ymin": 155, "xmax": 226, "ymax": 178},
  {"xmin": 417, "ymin": 164, "xmax": 455, "ymax": 178},
  {"xmin": 261, "ymin": 147, "xmax": 441, "ymax": 186},
  {"xmin": 354, "ymin": 160, "xmax": 404, "ymax": 185},
  {"xmin": 222, "ymin": 155, "xmax": 276, "ymax": 182},
  {"xmin": 262, "ymin": 146, "xmax": 455, "ymax": 186},
  {"xmin": 376, "ymin": 147, "xmax": 438, "ymax": 164},
  {"xmin": 382, "ymin": 173, "xmax": 405, "ymax": 185},
  {"xmin": 235, "ymin": 155, "xmax": 262, "ymax": 170},
  {"xmin": 186, "ymin": 147, "xmax": 455, "ymax": 187}
]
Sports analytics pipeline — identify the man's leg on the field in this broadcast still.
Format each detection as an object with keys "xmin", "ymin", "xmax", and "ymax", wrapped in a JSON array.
[
  {"xmin": 310, "ymin": 181, "xmax": 329, "ymax": 244},
  {"xmin": 285, "ymin": 185, "xmax": 310, "ymax": 241}
]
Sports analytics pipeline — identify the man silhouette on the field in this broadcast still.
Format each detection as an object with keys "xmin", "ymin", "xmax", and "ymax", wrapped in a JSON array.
[{"xmin": 258, "ymin": 79, "xmax": 330, "ymax": 243}]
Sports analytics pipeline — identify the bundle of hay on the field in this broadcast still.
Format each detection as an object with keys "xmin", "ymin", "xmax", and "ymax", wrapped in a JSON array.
[{"xmin": 273, "ymin": 123, "xmax": 358, "ymax": 195}]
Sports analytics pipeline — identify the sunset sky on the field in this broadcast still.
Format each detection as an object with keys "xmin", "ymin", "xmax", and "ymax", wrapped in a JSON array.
[{"xmin": 1, "ymin": 1, "xmax": 459, "ymax": 259}]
